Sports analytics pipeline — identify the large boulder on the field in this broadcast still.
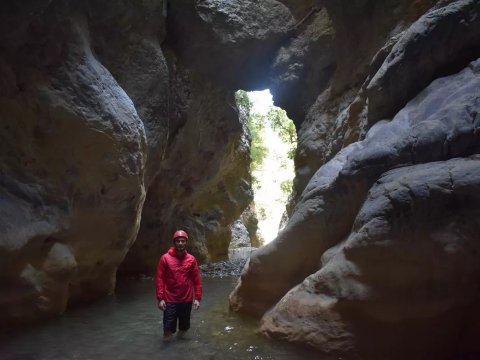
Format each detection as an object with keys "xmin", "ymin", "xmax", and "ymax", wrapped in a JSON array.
[{"xmin": 260, "ymin": 156, "xmax": 480, "ymax": 358}]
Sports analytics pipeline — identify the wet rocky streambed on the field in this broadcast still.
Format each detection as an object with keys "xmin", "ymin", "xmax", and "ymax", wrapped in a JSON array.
[{"xmin": 0, "ymin": 260, "xmax": 328, "ymax": 360}]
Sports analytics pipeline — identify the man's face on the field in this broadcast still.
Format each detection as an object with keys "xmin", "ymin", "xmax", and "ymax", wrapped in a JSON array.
[{"xmin": 174, "ymin": 237, "xmax": 187, "ymax": 252}]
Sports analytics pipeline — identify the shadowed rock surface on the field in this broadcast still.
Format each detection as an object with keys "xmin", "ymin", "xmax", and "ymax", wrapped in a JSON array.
[
  {"xmin": 119, "ymin": 0, "xmax": 293, "ymax": 273},
  {"xmin": 2, "ymin": 0, "xmax": 480, "ymax": 358},
  {"xmin": 0, "ymin": 2, "xmax": 147, "ymax": 325},
  {"xmin": 0, "ymin": 0, "xmax": 289, "ymax": 327},
  {"xmin": 230, "ymin": 1, "xmax": 480, "ymax": 358},
  {"xmin": 260, "ymin": 156, "xmax": 480, "ymax": 358}
]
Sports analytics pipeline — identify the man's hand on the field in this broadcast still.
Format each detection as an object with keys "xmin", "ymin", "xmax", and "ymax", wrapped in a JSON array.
[
  {"xmin": 158, "ymin": 300, "xmax": 166, "ymax": 311},
  {"xmin": 193, "ymin": 299, "xmax": 200, "ymax": 310}
]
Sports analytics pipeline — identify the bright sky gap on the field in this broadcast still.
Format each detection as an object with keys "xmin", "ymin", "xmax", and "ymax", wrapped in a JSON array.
[{"xmin": 246, "ymin": 90, "xmax": 296, "ymax": 244}]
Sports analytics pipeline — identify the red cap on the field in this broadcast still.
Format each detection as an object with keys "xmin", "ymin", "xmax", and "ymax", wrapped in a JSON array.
[{"xmin": 172, "ymin": 230, "xmax": 188, "ymax": 241}]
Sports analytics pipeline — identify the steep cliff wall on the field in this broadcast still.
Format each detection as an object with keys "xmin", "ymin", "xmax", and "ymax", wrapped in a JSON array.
[
  {"xmin": 0, "ymin": 0, "xmax": 293, "ymax": 327},
  {"xmin": 3, "ymin": 0, "xmax": 480, "ymax": 357},
  {"xmin": 119, "ymin": 0, "xmax": 294, "ymax": 272},
  {"xmin": 231, "ymin": 0, "xmax": 480, "ymax": 358},
  {"xmin": 0, "ymin": 0, "xmax": 148, "ymax": 326}
]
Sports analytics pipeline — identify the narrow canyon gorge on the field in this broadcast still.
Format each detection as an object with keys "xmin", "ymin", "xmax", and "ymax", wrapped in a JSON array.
[{"xmin": 1, "ymin": 0, "xmax": 480, "ymax": 359}]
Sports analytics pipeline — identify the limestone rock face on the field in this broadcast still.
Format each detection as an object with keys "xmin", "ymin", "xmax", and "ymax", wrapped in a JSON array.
[
  {"xmin": 228, "ymin": 220, "xmax": 255, "ymax": 261},
  {"xmin": 239, "ymin": 204, "xmax": 262, "ymax": 248},
  {"xmin": 366, "ymin": 0, "xmax": 480, "ymax": 124},
  {"xmin": 120, "ymin": 0, "xmax": 295, "ymax": 273},
  {"xmin": 290, "ymin": 0, "xmax": 446, "ymax": 199},
  {"xmin": 166, "ymin": 0, "xmax": 295, "ymax": 90},
  {"xmin": 4, "ymin": 1, "xmax": 480, "ymax": 357},
  {"xmin": 230, "ymin": 220, "xmax": 251, "ymax": 249},
  {"xmin": 86, "ymin": 0, "xmax": 171, "ymax": 185},
  {"xmin": 228, "ymin": 205, "xmax": 261, "ymax": 261},
  {"xmin": 1, "ymin": 0, "xmax": 292, "ymax": 327},
  {"xmin": 0, "ymin": 1, "xmax": 147, "ymax": 325},
  {"xmin": 260, "ymin": 157, "xmax": 480, "ymax": 358},
  {"xmin": 0, "ymin": 0, "xmax": 289, "ymax": 328},
  {"xmin": 276, "ymin": 0, "xmax": 321, "ymax": 20},
  {"xmin": 118, "ymin": 71, "xmax": 253, "ymax": 273},
  {"xmin": 231, "ymin": 0, "xmax": 480, "ymax": 356},
  {"xmin": 269, "ymin": 7, "xmax": 335, "ymax": 124}
]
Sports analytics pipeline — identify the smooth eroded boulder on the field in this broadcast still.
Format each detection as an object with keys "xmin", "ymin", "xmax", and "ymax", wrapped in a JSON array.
[
  {"xmin": 0, "ymin": 8, "xmax": 146, "ymax": 326},
  {"xmin": 260, "ymin": 156, "xmax": 480, "ymax": 359}
]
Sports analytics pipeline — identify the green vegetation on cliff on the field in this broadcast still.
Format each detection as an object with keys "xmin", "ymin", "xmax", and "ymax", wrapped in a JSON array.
[{"xmin": 235, "ymin": 89, "xmax": 297, "ymax": 241}]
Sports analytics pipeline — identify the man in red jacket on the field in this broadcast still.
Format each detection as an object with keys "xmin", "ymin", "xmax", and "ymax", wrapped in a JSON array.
[{"xmin": 156, "ymin": 230, "xmax": 202, "ymax": 341}]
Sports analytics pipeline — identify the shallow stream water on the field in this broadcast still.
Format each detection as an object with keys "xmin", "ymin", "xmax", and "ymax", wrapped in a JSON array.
[{"xmin": 0, "ymin": 277, "xmax": 329, "ymax": 360}]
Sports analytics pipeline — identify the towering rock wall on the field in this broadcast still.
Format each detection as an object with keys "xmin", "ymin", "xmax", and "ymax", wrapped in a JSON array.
[
  {"xmin": 0, "ymin": 0, "xmax": 293, "ymax": 327},
  {"xmin": 231, "ymin": 0, "xmax": 480, "ymax": 358},
  {"xmin": 0, "ymin": 0, "xmax": 148, "ymax": 326},
  {"xmin": 3, "ymin": 1, "xmax": 480, "ymax": 357},
  {"xmin": 119, "ymin": 0, "xmax": 295, "ymax": 272}
]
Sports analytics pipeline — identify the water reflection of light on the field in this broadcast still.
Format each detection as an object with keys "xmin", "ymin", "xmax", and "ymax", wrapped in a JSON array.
[
  {"xmin": 0, "ymin": 278, "xmax": 321, "ymax": 360},
  {"xmin": 224, "ymin": 325, "xmax": 234, "ymax": 332}
]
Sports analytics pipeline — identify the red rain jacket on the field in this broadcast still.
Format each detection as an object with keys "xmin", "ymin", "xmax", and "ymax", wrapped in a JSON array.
[{"xmin": 156, "ymin": 247, "xmax": 202, "ymax": 303}]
